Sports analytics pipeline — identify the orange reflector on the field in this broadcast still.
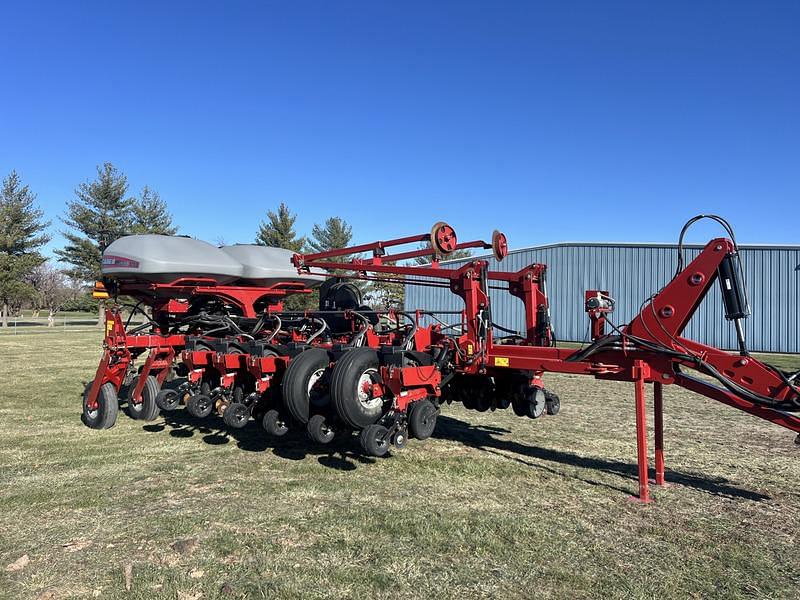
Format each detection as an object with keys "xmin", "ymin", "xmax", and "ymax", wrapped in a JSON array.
[{"xmin": 92, "ymin": 281, "xmax": 109, "ymax": 299}]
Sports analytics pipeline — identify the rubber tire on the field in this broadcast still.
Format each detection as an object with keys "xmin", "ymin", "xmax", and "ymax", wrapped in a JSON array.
[
  {"xmin": 155, "ymin": 388, "xmax": 180, "ymax": 411},
  {"xmin": 461, "ymin": 392, "xmax": 476, "ymax": 411},
  {"xmin": 511, "ymin": 398, "xmax": 527, "ymax": 417},
  {"xmin": 307, "ymin": 414, "xmax": 335, "ymax": 444},
  {"xmin": 127, "ymin": 375, "xmax": 160, "ymax": 421},
  {"xmin": 262, "ymin": 409, "xmax": 289, "ymax": 437},
  {"xmin": 391, "ymin": 429, "xmax": 408, "ymax": 449},
  {"xmin": 186, "ymin": 393, "xmax": 213, "ymax": 418},
  {"xmin": 232, "ymin": 385, "xmax": 244, "ymax": 404},
  {"xmin": 82, "ymin": 381, "xmax": 119, "ymax": 429},
  {"xmin": 545, "ymin": 392, "xmax": 561, "ymax": 416},
  {"xmin": 360, "ymin": 424, "xmax": 390, "ymax": 457},
  {"xmin": 408, "ymin": 399, "xmax": 438, "ymax": 440},
  {"xmin": 223, "ymin": 402, "xmax": 250, "ymax": 429},
  {"xmin": 282, "ymin": 348, "xmax": 331, "ymax": 424},
  {"xmin": 330, "ymin": 348, "xmax": 385, "ymax": 429}
]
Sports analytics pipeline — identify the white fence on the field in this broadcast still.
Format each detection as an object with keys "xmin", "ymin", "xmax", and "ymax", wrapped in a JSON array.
[{"xmin": 0, "ymin": 316, "xmax": 144, "ymax": 334}]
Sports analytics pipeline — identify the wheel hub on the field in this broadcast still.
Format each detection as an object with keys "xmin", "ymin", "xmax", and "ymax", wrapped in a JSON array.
[
  {"xmin": 308, "ymin": 368, "xmax": 328, "ymax": 407},
  {"xmin": 357, "ymin": 369, "xmax": 383, "ymax": 410}
]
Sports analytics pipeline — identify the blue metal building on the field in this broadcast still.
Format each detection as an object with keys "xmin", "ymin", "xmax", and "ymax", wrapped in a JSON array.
[{"xmin": 404, "ymin": 242, "xmax": 800, "ymax": 354}]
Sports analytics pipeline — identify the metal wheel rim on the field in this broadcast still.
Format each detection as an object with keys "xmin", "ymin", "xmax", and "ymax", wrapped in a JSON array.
[
  {"xmin": 374, "ymin": 431, "xmax": 388, "ymax": 450},
  {"xmin": 307, "ymin": 368, "xmax": 328, "ymax": 407},
  {"xmin": 357, "ymin": 368, "xmax": 382, "ymax": 410}
]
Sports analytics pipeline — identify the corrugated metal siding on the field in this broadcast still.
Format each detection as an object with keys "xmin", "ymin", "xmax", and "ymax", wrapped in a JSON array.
[{"xmin": 404, "ymin": 243, "xmax": 800, "ymax": 353}]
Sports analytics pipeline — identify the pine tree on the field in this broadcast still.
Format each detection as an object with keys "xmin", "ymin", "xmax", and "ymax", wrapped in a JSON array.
[
  {"xmin": 55, "ymin": 163, "xmax": 133, "ymax": 283},
  {"xmin": 55, "ymin": 163, "xmax": 133, "ymax": 325},
  {"xmin": 131, "ymin": 186, "xmax": 176, "ymax": 235},
  {"xmin": 256, "ymin": 203, "xmax": 305, "ymax": 251},
  {"xmin": 309, "ymin": 217, "xmax": 352, "ymax": 254},
  {"xmin": 0, "ymin": 171, "xmax": 50, "ymax": 327},
  {"xmin": 289, "ymin": 216, "xmax": 356, "ymax": 311}
]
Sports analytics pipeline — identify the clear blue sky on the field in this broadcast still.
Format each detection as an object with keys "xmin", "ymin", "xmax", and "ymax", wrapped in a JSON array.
[{"xmin": 2, "ymin": 1, "xmax": 798, "ymax": 257}]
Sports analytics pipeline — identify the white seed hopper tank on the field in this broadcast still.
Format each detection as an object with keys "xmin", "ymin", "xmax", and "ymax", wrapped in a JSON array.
[
  {"xmin": 220, "ymin": 244, "xmax": 324, "ymax": 287},
  {"xmin": 101, "ymin": 235, "xmax": 323, "ymax": 287}
]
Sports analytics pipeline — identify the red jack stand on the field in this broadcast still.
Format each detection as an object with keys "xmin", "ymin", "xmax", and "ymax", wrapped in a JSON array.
[
  {"xmin": 654, "ymin": 381, "xmax": 666, "ymax": 487},
  {"xmin": 630, "ymin": 370, "xmax": 669, "ymax": 504},
  {"xmin": 630, "ymin": 362, "xmax": 652, "ymax": 503}
]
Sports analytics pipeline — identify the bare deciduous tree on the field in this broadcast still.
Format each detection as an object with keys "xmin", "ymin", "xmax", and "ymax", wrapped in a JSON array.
[{"xmin": 27, "ymin": 264, "xmax": 80, "ymax": 326}]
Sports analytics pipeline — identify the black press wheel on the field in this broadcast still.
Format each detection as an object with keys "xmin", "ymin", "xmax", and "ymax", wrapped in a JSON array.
[
  {"xmin": 155, "ymin": 388, "xmax": 181, "ymax": 411},
  {"xmin": 82, "ymin": 381, "xmax": 119, "ymax": 429},
  {"xmin": 474, "ymin": 394, "xmax": 491, "ymax": 413},
  {"xmin": 127, "ymin": 375, "xmax": 161, "ymax": 421},
  {"xmin": 262, "ymin": 409, "xmax": 289, "ymax": 437},
  {"xmin": 330, "ymin": 348, "xmax": 386, "ymax": 429},
  {"xmin": 223, "ymin": 402, "xmax": 250, "ymax": 429},
  {"xmin": 545, "ymin": 391, "xmax": 561, "ymax": 415},
  {"xmin": 307, "ymin": 414, "xmax": 335, "ymax": 444},
  {"xmin": 186, "ymin": 393, "xmax": 213, "ymax": 418},
  {"xmin": 408, "ymin": 399, "xmax": 438, "ymax": 440},
  {"xmin": 360, "ymin": 424, "xmax": 390, "ymax": 457},
  {"xmin": 282, "ymin": 348, "xmax": 331, "ymax": 424},
  {"xmin": 391, "ymin": 428, "xmax": 408, "ymax": 449},
  {"xmin": 511, "ymin": 397, "xmax": 528, "ymax": 417}
]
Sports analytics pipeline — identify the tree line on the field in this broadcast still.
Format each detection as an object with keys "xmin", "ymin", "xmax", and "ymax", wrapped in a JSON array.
[{"xmin": 0, "ymin": 163, "xmax": 470, "ymax": 327}]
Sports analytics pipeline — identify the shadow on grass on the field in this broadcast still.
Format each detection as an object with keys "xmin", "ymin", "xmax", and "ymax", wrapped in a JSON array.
[
  {"xmin": 139, "ymin": 405, "xmax": 767, "ymax": 501},
  {"xmin": 142, "ymin": 409, "xmax": 376, "ymax": 471},
  {"xmin": 434, "ymin": 415, "xmax": 770, "ymax": 502}
]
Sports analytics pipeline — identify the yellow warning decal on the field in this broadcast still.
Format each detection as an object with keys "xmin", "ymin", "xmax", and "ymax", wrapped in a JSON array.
[{"xmin": 494, "ymin": 357, "xmax": 510, "ymax": 367}]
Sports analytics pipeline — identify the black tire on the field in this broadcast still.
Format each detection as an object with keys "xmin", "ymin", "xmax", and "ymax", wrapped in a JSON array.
[
  {"xmin": 461, "ymin": 392, "xmax": 476, "ymax": 411},
  {"xmin": 511, "ymin": 398, "xmax": 527, "ymax": 417},
  {"xmin": 391, "ymin": 428, "xmax": 408, "ymax": 449},
  {"xmin": 223, "ymin": 402, "xmax": 250, "ymax": 429},
  {"xmin": 232, "ymin": 385, "xmax": 244, "ymax": 404},
  {"xmin": 262, "ymin": 409, "xmax": 289, "ymax": 437},
  {"xmin": 282, "ymin": 349, "xmax": 331, "ymax": 424},
  {"xmin": 82, "ymin": 381, "xmax": 119, "ymax": 429},
  {"xmin": 408, "ymin": 399, "xmax": 438, "ymax": 440},
  {"xmin": 360, "ymin": 424, "xmax": 390, "ymax": 457},
  {"xmin": 127, "ymin": 375, "xmax": 160, "ymax": 421},
  {"xmin": 330, "ymin": 348, "xmax": 386, "ymax": 429},
  {"xmin": 251, "ymin": 387, "xmax": 279, "ymax": 423},
  {"xmin": 155, "ymin": 388, "xmax": 181, "ymax": 411},
  {"xmin": 186, "ymin": 393, "xmax": 213, "ymax": 418},
  {"xmin": 545, "ymin": 391, "xmax": 561, "ymax": 416},
  {"xmin": 307, "ymin": 414, "xmax": 335, "ymax": 444}
]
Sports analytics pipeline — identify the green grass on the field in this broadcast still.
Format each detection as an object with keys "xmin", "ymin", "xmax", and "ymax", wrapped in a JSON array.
[{"xmin": 1, "ymin": 331, "xmax": 799, "ymax": 599}]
